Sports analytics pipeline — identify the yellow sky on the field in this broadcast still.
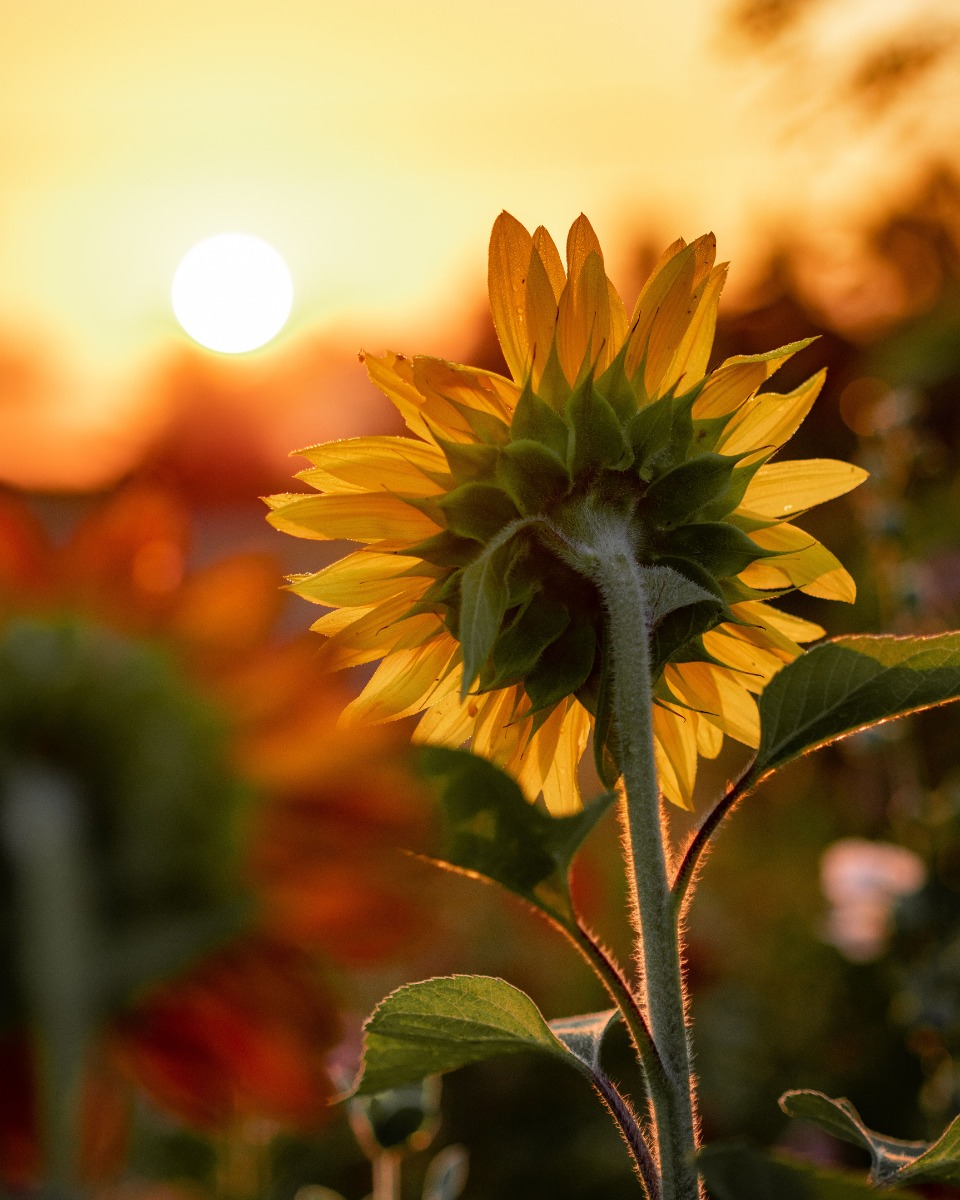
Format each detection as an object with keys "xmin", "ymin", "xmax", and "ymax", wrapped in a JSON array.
[{"xmin": 0, "ymin": 0, "xmax": 953, "ymax": 488}]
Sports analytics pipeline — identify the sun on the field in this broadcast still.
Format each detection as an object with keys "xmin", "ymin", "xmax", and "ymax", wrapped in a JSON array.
[{"xmin": 171, "ymin": 232, "xmax": 294, "ymax": 354}]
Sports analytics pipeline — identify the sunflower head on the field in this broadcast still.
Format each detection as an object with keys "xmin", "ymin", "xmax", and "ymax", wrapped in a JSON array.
[{"xmin": 269, "ymin": 213, "xmax": 866, "ymax": 811}]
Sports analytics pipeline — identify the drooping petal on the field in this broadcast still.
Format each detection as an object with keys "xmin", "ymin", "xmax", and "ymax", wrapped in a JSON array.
[
  {"xmin": 363, "ymin": 352, "xmax": 435, "ymax": 443},
  {"xmin": 265, "ymin": 492, "xmax": 441, "ymax": 544},
  {"xmin": 701, "ymin": 628, "xmax": 786, "ymax": 692},
  {"xmin": 665, "ymin": 662, "xmax": 761, "ymax": 748},
  {"xmin": 738, "ymin": 459, "xmax": 869, "ymax": 520},
  {"xmin": 718, "ymin": 370, "xmax": 826, "ymax": 461},
  {"xmin": 342, "ymin": 636, "xmax": 459, "ymax": 723},
  {"xmin": 739, "ymin": 523, "xmax": 857, "ymax": 602},
  {"xmin": 735, "ymin": 600, "xmax": 825, "ymax": 644},
  {"xmin": 489, "ymin": 212, "xmax": 535, "ymax": 383},
  {"xmin": 288, "ymin": 550, "xmax": 433, "ymax": 608},
  {"xmin": 412, "ymin": 357, "xmax": 518, "ymax": 433},
  {"xmin": 653, "ymin": 703, "xmax": 698, "ymax": 810},
  {"xmin": 295, "ymin": 436, "xmax": 450, "ymax": 495},
  {"xmin": 310, "ymin": 587, "xmax": 443, "ymax": 665},
  {"xmin": 693, "ymin": 338, "xmax": 817, "ymax": 419},
  {"xmin": 541, "ymin": 701, "xmax": 591, "ymax": 816},
  {"xmin": 695, "ymin": 715, "xmax": 723, "ymax": 760},
  {"xmin": 411, "ymin": 674, "xmax": 479, "ymax": 749}
]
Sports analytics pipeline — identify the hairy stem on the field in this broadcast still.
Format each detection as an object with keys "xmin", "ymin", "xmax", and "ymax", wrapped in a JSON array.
[
  {"xmin": 671, "ymin": 763, "xmax": 756, "ymax": 918},
  {"xmin": 588, "ymin": 534, "xmax": 701, "ymax": 1200},
  {"xmin": 593, "ymin": 1071, "xmax": 662, "ymax": 1200}
]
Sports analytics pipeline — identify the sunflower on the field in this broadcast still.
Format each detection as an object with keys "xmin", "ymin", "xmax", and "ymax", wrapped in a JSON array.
[{"xmin": 267, "ymin": 213, "xmax": 866, "ymax": 812}]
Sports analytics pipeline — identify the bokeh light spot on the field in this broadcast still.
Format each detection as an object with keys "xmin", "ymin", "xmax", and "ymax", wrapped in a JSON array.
[{"xmin": 171, "ymin": 233, "xmax": 293, "ymax": 354}]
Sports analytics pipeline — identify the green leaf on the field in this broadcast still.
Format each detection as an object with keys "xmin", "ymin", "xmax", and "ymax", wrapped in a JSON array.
[
  {"xmin": 699, "ymin": 1143, "xmax": 923, "ymax": 1200},
  {"xmin": 415, "ymin": 745, "xmax": 615, "ymax": 921},
  {"xmin": 438, "ymin": 482, "xmax": 520, "ymax": 542},
  {"xmin": 549, "ymin": 1009, "xmax": 621, "ymax": 1074},
  {"xmin": 753, "ymin": 633, "xmax": 960, "ymax": 782},
  {"xmin": 781, "ymin": 1090, "xmax": 960, "ymax": 1188},
  {"xmin": 352, "ymin": 975, "xmax": 589, "ymax": 1095},
  {"xmin": 458, "ymin": 537, "xmax": 519, "ymax": 695}
]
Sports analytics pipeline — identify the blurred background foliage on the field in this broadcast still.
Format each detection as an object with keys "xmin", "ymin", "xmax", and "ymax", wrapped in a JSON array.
[{"xmin": 5, "ymin": 0, "xmax": 960, "ymax": 1197}]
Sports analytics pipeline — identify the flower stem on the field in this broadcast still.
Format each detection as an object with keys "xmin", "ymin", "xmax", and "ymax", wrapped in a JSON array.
[{"xmin": 588, "ymin": 535, "xmax": 701, "ymax": 1200}]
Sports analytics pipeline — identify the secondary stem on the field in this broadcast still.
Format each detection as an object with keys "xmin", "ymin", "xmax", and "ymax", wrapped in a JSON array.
[{"xmin": 589, "ymin": 539, "xmax": 701, "ymax": 1200}]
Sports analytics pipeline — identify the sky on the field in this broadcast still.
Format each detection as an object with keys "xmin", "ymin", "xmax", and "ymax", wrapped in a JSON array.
[{"xmin": 0, "ymin": 0, "xmax": 955, "ymax": 489}]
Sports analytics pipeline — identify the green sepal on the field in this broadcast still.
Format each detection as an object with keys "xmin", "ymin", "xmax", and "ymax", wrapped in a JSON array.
[
  {"xmin": 481, "ymin": 595, "xmax": 571, "ymax": 692},
  {"xmin": 628, "ymin": 393, "xmax": 674, "ymax": 479},
  {"xmin": 402, "ymin": 530, "xmax": 482, "ymax": 569},
  {"xmin": 642, "ymin": 453, "xmax": 747, "ymax": 527},
  {"xmin": 435, "ymin": 436, "xmax": 500, "ymax": 484},
  {"xmin": 498, "ymin": 440, "xmax": 571, "ymax": 514},
  {"xmin": 650, "ymin": 600, "xmax": 729, "ymax": 680},
  {"xmin": 510, "ymin": 379, "xmax": 570, "ymax": 458},
  {"xmin": 595, "ymin": 346, "xmax": 640, "ymax": 425},
  {"xmin": 438, "ymin": 482, "xmax": 520, "ymax": 542},
  {"xmin": 415, "ymin": 745, "xmax": 615, "ymax": 921},
  {"xmin": 660, "ymin": 521, "xmax": 778, "ymax": 578},
  {"xmin": 720, "ymin": 576, "xmax": 792, "ymax": 604},
  {"xmin": 458, "ymin": 536, "xmax": 522, "ymax": 695},
  {"xmin": 403, "ymin": 570, "xmax": 461, "ymax": 617},
  {"xmin": 566, "ymin": 375, "xmax": 632, "ymax": 477},
  {"xmin": 351, "ymin": 974, "xmax": 616, "ymax": 1097},
  {"xmin": 524, "ymin": 612, "xmax": 597, "ymax": 713},
  {"xmin": 689, "ymin": 412, "xmax": 735, "ymax": 455},
  {"xmin": 536, "ymin": 342, "xmax": 573, "ymax": 412},
  {"xmin": 697, "ymin": 457, "xmax": 769, "ymax": 522},
  {"xmin": 446, "ymin": 400, "xmax": 510, "ymax": 446}
]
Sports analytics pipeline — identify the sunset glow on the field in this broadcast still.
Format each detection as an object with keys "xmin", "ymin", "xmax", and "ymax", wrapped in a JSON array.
[{"xmin": 171, "ymin": 233, "xmax": 293, "ymax": 354}]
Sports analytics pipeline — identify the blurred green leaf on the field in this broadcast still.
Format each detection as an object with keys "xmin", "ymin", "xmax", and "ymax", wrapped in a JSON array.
[
  {"xmin": 781, "ymin": 1089, "xmax": 960, "ymax": 1187},
  {"xmin": 699, "ymin": 1142, "xmax": 923, "ymax": 1199},
  {"xmin": 351, "ymin": 975, "xmax": 590, "ymax": 1095},
  {"xmin": 752, "ymin": 633, "xmax": 960, "ymax": 782},
  {"xmin": 416, "ymin": 746, "xmax": 615, "ymax": 922}
]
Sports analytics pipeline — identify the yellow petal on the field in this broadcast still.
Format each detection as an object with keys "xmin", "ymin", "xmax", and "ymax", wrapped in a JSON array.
[
  {"xmin": 556, "ymin": 250, "xmax": 612, "ymax": 383},
  {"xmin": 295, "ymin": 436, "xmax": 450, "ymax": 495},
  {"xmin": 659, "ymin": 262, "xmax": 728, "ymax": 395},
  {"xmin": 412, "ymin": 677, "xmax": 478, "ymax": 748},
  {"xmin": 310, "ymin": 586, "xmax": 442, "ymax": 664},
  {"xmin": 696, "ymin": 715, "xmax": 723, "ymax": 760},
  {"xmin": 288, "ymin": 550, "xmax": 432, "ymax": 608},
  {"xmin": 489, "ymin": 211, "xmax": 535, "ymax": 383},
  {"xmin": 718, "ymin": 370, "xmax": 826, "ymax": 462},
  {"xmin": 653, "ymin": 703, "xmax": 698, "ymax": 810},
  {"xmin": 363, "ymin": 351, "xmax": 434, "ymax": 443},
  {"xmin": 693, "ymin": 338, "xmax": 817, "ymax": 420},
  {"xmin": 412, "ymin": 356, "xmax": 517, "ymax": 435},
  {"xmin": 641, "ymin": 235, "xmax": 717, "ymax": 397},
  {"xmin": 701, "ymin": 628, "xmax": 785, "ymax": 692},
  {"xmin": 525, "ymin": 245, "xmax": 560, "ymax": 389},
  {"xmin": 665, "ymin": 662, "xmax": 760, "ymax": 748},
  {"xmin": 342, "ymin": 636, "xmax": 459, "ymax": 723},
  {"xmin": 738, "ymin": 459, "xmax": 868, "ymax": 520},
  {"xmin": 266, "ymin": 492, "xmax": 441, "ymax": 543},
  {"xmin": 532, "ymin": 226, "xmax": 566, "ymax": 301},
  {"xmin": 739, "ymin": 523, "xmax": 857, "ymax": 603},
  {"xmin": 473, "ymin": 686, "xmax": 525, "ymax": 763},
  {"xmin": 565, "ymin": 214, "xmax": 604, "ymax": 279},
  {"xmin": 733, "ymin": 599, "xmax": 825, "ymax": 644},
  {"xmin": 541, "ymin": 701, "xmax": 591, "ymax": 816}
]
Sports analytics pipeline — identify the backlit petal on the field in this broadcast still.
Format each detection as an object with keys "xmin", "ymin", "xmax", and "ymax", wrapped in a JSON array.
[
  {"xmin": 265, "ymin": 492, "xmax": 441, "ymax": 544},
  {"xmin": 718, "ymin": 370, "xmax": 826, "ymax": 461},
  {"xmin": 288, "ymin": 551, "xmax": 433, "ymax": 608},
  {"xmin": 665, "ymin": 662, "xmax": 760, "ymax": 748},
  {"xmin": 342, "ymin": 636, "xmax": 459, "ymax": 723},
  {"xmin": 541, "ymin": 701, "xmax": 591, "ymax": 816},
  {"xmin": 489, "ymin": 212, "xmax": 535, "ymax": 382},
  {"xmin": 556, "ymin": 250, "xmax": 612, "ymax": 383},
  {"xmin": 738, "ymin": 459, "xmax": 869, "ymax": 520},
  {"xmin": 739, "ymin": 523, "xmax": 857, "ymax": 602},
  {"xmin": 363, "ymin": 352, "xmax": 435, "ymax": 443},
  {"xmin": 525, "ymin": 246, "xmax": 560, "ymax": 389},
  {"xmin": 693, "ymin": 339, "xmax": 817, "ymax": 419},
  {"xmin": 295, "ymin": 436, "xmax": 449, "ymax": 495},
  {"xmin": 653, "ymin": 704, "xmax": 698, "ymax": 810},
  {"xmin": 659, "ymin": 262, "xmax": 728, "ymax": 395}
]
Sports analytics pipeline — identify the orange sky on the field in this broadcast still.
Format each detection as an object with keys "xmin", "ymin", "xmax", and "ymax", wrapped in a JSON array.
[{"xmin": 1, "ymin": 0, "xmax": 955, "ymax": 489}]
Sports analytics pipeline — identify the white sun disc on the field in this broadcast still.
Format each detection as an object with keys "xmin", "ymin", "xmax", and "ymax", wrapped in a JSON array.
[{"xmin": 171, "ymin": 233, "xmax": 293, "ymax": 354}]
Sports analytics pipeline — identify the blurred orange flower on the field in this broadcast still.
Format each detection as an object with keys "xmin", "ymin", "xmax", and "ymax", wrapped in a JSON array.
[{"xmin": 0, "ymin": 487, "xmax": 431, "ymax": 1181}]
